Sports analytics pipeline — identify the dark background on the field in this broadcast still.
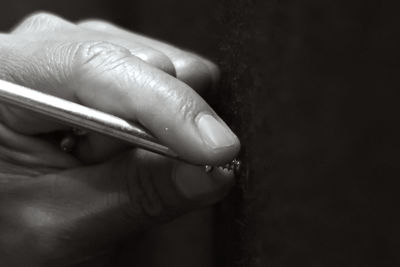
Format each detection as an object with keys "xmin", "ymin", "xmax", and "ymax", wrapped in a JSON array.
[{"xmin": 1, "ymin": 0, "xmax": 400, "ymax": 266}]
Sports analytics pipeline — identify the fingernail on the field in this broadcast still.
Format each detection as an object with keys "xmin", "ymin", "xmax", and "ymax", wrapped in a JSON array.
[
  {"xmin": 196, "ymin": 114, "xmax": 237, "ymax": 150},
  {"xmin": 174, "ymin": 164, "xmax": 234, "ymax": 200}
]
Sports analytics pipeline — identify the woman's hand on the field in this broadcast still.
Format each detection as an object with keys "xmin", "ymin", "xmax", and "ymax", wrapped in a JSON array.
[{"xmin": 0, "ymin": 12, "xmax": 240, "ymax": 266}]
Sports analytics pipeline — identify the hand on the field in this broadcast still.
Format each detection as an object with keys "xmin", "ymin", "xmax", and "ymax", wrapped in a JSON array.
[{"xmin": 0, "ymin": 12, "xmax": 240, "ymax": 266}]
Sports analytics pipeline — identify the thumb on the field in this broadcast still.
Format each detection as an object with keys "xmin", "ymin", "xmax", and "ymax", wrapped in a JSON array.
[
  {"xmin": 61, "ymin": 149, "xmax": 234, "ymax": 228},
  {"xmin": 2, "ymin": 149, "xmax": 234, "ymax": 265}
]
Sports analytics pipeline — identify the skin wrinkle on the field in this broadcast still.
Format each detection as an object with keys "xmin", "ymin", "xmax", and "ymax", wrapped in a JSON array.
[
  {"xmin": 0, "ymin": 126, "xmax": 38, "ymax": 171},
  {"xmin": 78, "ymin": 21, "xmax": 215, "ymax": 90},
  {"xmin": 136, "ymin": 164, "xmax": 164, "ymax": 220},
  {"xmin": 0, "ymin": 103, "xmax": 67, "ymax": 135},
  {"xmin": 96, "ymin": 56, "xmax": 140, "ymax": 77},
  {"xmin": 0, "ymin": 146, "xmax": 62, "ymax": 174},
  {"xmin": 0, "ymin": 41, "xmax": 20, "ymax": 84},
  {"xmin": 70, "ymin": 42, "xmax": 141, "ymax": 110},
  {"xmin": 0, "ymin": 42, "xmax": 66, "ymax": 99},
  {"xmin": 0, "ymin": 160, "xmax": 43, "ymax": 177},
  {"xmin": 0, "ymin": 122, "xmax": 78, "ymax": 169},
  {"xmin": 144, "ymin": 75, "xmax": 202, "ymax": 127},
  {"xmin": 51, "ymin": 42, "xmax": 78, "ymax": 87},
  {"xmin": 0, "ymin": 57, "xmax": 28, "ymax": 87},
  {"xmin": 39, "ymin": 44, "xmax": 74, "ymax": 93},
  {"xmin": 12, "ymin": 38, "xmax": 78, "ymax": 98},
  {"xmin": 73, "ymin": 46, "xmax": 185, "ymax": 132},
  {"xmin": 76, "ymin": 26, "xmax": 176, "ymax": 77},
  {"xmin": 75, "ymin": 41, "xmax": 132, "ymax": 67},
  {"xmin": 73, "ymin": 58, "xmax": 141, "ymax": 119},
  {"xmin": 0, "ymin": 37, "xmax": 38, "ymax": 88},
  {"xmin": 123, "ymin": 158, "xmax": 147, "ymax": 223},
  {"xmin": 0, "ymin": 122, "xmax": 37, "ymax": 152}
]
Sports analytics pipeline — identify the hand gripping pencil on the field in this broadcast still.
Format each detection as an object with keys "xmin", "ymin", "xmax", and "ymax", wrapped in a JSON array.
[{"xmin": 0, "ymin": 79, "xmax": 241, "ymax": 173}]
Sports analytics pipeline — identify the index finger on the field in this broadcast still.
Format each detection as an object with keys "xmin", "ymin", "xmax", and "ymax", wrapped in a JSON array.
[
  {"xmin": 70, "ymin": 41, "xmax": 239, "ymax": 165},
  {"xmin": 1, "ymin": 30, "xmax": 239, "ymax": 165}
]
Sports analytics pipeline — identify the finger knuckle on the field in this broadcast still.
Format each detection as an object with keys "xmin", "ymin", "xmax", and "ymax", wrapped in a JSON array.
[
  {"xmin": 78, "ymin": 19, "xmax": 114, "ymax": 31},
  {"xmin": 78, "ymin": 20, "xmax": 176, "ymax": 76},
  {"xmin": 136, "ymin": 49, "xmax": 176, "ymax": 77},
  {"xmin": 161, "ymin": 80, "xmax": 201, "ymax": 122},
  {"xmin": 157, "ymin": 84, "xmax": 202, "ymax": 126},
  {"xmin": 72, "ymin": 41, "xmax": 132, "ymax": 71},
  {"xmin": 13, "ymin": 12, "xmax": 71, "ymax": 33},
  {"xmin": 152, "ymin": 80, "xmax": 200, "ymax": 123},
  {"xmin": 176, "ymin": 93, "xmax": 199, "ymax": 121},
  {"xmin": 180, "ymin": 56, "xmax": 209, "ymax": 73},
  {"xmin": 176, "ymin": 55, "xmax": 214, "ymax": 89},
  {"xmin": 203, "ymin": 59, "xmax": 221, "ymax": 85}
]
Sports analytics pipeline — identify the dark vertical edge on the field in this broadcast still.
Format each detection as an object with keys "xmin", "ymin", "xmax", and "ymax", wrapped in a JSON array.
[{"xmin": 213, "ymin": 0, "xmax": 254, "ymax": 266}]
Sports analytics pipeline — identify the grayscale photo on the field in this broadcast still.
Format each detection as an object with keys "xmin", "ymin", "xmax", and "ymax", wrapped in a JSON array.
[{"xmin": 0, "ymin": 0, "xmax": 398, "ymax": 266}]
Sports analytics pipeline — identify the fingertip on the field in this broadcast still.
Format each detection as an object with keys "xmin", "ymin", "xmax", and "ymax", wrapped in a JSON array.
[
  {"xmin": 196, "ymin": 113, "xmax": 240, "ymax": 164},
  {"xmin": 160, "ymin": 111, "xmax": 240, "ymax": 166}
]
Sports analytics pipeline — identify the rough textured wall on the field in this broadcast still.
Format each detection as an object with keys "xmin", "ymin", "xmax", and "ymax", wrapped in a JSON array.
[{"xmin": 215, "ymin": 1, "xmax": 400, "ymax": 266}]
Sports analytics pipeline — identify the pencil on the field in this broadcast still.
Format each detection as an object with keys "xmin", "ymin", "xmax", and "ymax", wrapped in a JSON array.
[{"xmin": 0, "ymin": 79, "xmax": 180, "ymax": 160}]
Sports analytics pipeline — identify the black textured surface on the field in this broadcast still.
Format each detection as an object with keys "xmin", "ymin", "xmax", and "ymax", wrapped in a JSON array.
[{"xmin": 215, "ymin": 1, "xmax": 400, "ymax": 266}]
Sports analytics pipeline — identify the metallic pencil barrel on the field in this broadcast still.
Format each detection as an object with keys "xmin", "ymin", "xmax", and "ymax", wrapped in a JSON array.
[{"xmin": 0, "ymin": 79, "xmax": 180, "ymax": 160}]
